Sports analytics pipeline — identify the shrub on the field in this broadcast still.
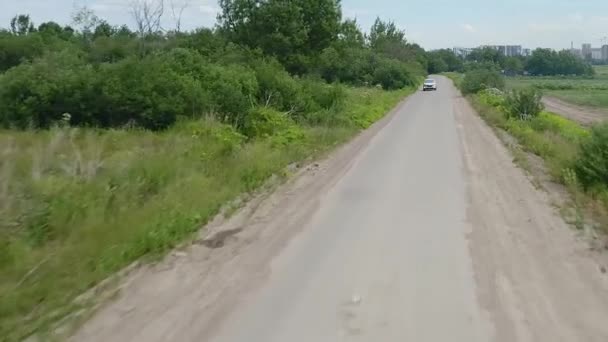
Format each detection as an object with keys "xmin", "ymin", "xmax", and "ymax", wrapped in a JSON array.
[
  {"xmin": 504, "ymin": 88, "xmax": 544, "ymax": 120},
  {"xmin": 0, "ymin": 50, "xmax": 97, "ymax": 128},
  {"xmin": 98, "ymin": 55, "xmax": 208, "ymax": 129},
  {"xmin": 298, "ymin": 78, "xmax": 348, "ymax": 124},
  {"xmin": 461, "ymin": 68, "xmax": 505, "ymax": 94},
  {"xmin": 372, "ymin": 57, "xmax": 417, "ymax": 90},
  {"xmin": 317, "ymin": 46, "xmax": 372, "ymax": 84},
  {"xmin": 252, "ymin": 60, "xmax": 307, "ymax": 112},
  {"xmin": 0, "ymin": 33, "xmax": 45, "ymax": 72},
  {"xmin": 89, "ymin": 36, "xmax": 137, "ymax": 63},
  {"xmin": 242, "ymin": 107, "xmax": 294, "ymax": 138},
  {"xmin": 574, "ymin": 123, "xmax": 608, "ymax": 190}
]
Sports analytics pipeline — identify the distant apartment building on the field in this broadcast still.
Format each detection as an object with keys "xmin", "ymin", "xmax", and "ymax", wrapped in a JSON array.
[
  {"xmin": 582, "ymin": 43, "xmax": 592, "ymax": 59},
  {"xmin": 591, "ymin": 48, "xmax": 603, "ymax": 60},
  {"xmin": 453, "ymin": 45, "xmax": 527, "ymax": 58},
  {"xmin": 453, "ymin": 47, "xmax": 474, "ymax": 58},
  {"xmin": 602, "ymin": 45, "xmax": 608, "ymax": 60},
  {"xmin": 505, "ymin": 45, "xmax": 522, "ymax": 57},
  {"xmin": 483, "ymin": 45, "xmax": 523, "ymax": 57}
]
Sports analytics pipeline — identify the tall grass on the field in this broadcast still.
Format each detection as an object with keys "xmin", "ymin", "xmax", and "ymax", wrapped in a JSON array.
[{"xmin": 0, "ymin": 86, "xmax": 413, "ymax": 341}]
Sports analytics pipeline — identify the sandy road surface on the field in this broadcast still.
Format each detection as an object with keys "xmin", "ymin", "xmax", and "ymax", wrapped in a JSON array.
[
  {"xmin": 543, "ymin": 96, "xmax": 607, "ymax": 125},
  {"xmin": 72, "ymin": 77, "xmax": 608, "ymax": 342}
]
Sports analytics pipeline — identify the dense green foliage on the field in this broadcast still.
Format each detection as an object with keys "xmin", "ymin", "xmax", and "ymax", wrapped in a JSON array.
[
  {"xmin": 465, "ymin": 46, "xmax": 594, "ymax": 76},
  {"xmin": 575, "ymin": 123, "xmax": 608, "ymax": 190},
  {"xmin": 427, "ymin": 48, "xmax": 463, "ymax": 73},
  {"xmin": 0, "ymin": 3, "xmax": 431, "ymax": 131},
  {"xmin": 504, "ymin": 88, "xmax": 545, "ymax": 120},
  {"xmin": 461, "ymin": 68, "xmax": 505, "ymax": 94},
  {"xmin": 526, "ymin": 49, "xmax": 594, "ymax": 76}
]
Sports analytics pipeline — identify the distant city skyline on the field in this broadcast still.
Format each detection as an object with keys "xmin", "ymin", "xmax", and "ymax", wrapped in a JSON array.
[
  {"xmin": 451, "ymin": 42, "xmax": 608, "ymax": 62},
  {"xmin": 1, "ymin": 0, "xmax": 608, "ymax": 51}
]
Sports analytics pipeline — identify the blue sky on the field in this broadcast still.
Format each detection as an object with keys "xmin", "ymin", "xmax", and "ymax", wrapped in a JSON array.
[{"xmin": 2, "ymin": 0, "xmax": 608, "ymax": 50}]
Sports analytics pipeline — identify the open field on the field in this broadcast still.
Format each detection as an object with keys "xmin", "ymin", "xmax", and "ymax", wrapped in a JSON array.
[{"xmin": 506, "ymin": 66, "xmax": 608, "ymax": 110}]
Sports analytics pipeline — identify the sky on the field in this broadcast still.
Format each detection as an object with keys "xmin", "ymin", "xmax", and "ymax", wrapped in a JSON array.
[{"xmin": 1, "ymin": 0, "xmax": 608, "ymax": 50}]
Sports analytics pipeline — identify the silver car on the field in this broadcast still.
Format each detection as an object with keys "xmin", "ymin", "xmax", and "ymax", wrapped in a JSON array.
[{"xmin": 423, "ymin": 79, "xmax": 437, "ymax": 91}]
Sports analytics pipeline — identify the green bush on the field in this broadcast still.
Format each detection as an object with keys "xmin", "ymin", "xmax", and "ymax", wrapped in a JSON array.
[
  {"xmin": 461, "ymin": 68, "xmax": 505, "ymax": 94},
  {"xmin": 157, "ymin": 48, "xmax": 258, "ymax": 125},
  {"xmin": 88, "ymin": 36, "xmax": 137, "ymax": 63},
  {"xmin": 0, "ymin": 33, "xmax": 45, "ymax": 72},
  {"xmin": 242, "ymin": 106, "xmax": 295, "ymax": 138},
  {"xmin": 302, "ymin": 79, "xmax": 346, "ymax": 110},
  {"xmin": 98, "ymin": 55, "xmax": 208, "ymax": 129},
  {"xmin": 252, "ymin": 60, "xmax": 307, "ymax": 112},
  {"xmin": 504, "ymin": 88, "xmax": 544, "ymax": 120},
  {"xmin": 317, "ymin": 46, "xmax": 372, "ymax": 84},
  {"xmin": 574, "ymin": 123, "xmax": 608, "ymax": 190},
  {"xmin": 372, "ymin": 57, "xmax": 417, "ymax": 90},
  {"xmin": 0, "ymin": 50, "xmax": 97, "ymax": 128}
]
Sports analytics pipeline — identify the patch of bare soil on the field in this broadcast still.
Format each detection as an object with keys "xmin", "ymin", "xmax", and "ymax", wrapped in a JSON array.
[{"xmin": 543, "ymin": 96, "xmax": 608, "ymax": 126}]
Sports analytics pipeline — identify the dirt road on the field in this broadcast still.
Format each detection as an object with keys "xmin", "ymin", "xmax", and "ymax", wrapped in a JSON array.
[
  {"xmin": 72, "ymin": 77, "xmax": 608, "ymax": 342},
  {"xmin": 543, "ymin": 96, "xmax": 607, "ymax": 125}
]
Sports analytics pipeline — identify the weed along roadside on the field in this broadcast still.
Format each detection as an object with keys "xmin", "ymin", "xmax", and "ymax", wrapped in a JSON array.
[
  {"xmin": 448, "ymin": 70, "xmax": 608, "ymax": 239},
  {"xmin": 0, "ymin": 85, "xmax": 416, "ymax": 341}
]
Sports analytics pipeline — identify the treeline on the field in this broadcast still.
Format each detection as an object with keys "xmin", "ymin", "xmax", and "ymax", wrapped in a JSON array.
[
  {"xmin": 0, "ymin": 1, "xmax": 429, "ymax": 130},
  {"xmin": 426, "ymin": 46, "xmax": 594, "ymax": 77}
]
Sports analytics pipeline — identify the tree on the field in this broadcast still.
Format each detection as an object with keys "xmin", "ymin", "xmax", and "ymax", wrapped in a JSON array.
[
  {"xmin": 93, "ymin": 20, "xmax": 116, "ymax": 38},
  {"xmin": 368, "ymin": 18, "xmax": 406, "ymax": 50},
  {"xmin": 524, "ymin": 49, "xmax": 592, "ymax": 76},
  {"xmin": 298, "ymin": 0, "xmax": 341, "ymax": 52},
  {"xmin": 10, "ymin": 15, "xmax": 36, "ymax": 35},
  {"xmin": 504, "ymin": 57, "xmax": 523, "ymax": 75},
  {"xmin": 0, "ymin": 32, "xmax": 45, "ymax": 71},
  {"xmin": 428, "ymin": 57, "xmax": 448, "ymax": 73},
  {"xmin": 218, "ymin": 0, "xmax": 341, "ymax": 73},
  {"xmin": 72, "ymin": 6, "xmax": 100, "ymax": 36},
  {"xmin": 38, "ymin": 22, "xmax": 63, "ymax": 36},
  {"xmin": 426, "ymin": 49, "xmax": 462, "ymax": 73},
  {"xmin": 367, "ymin": 18, "xmax": 420, "ymax": 64},
  {"xmin": 130, "ymin": 0, "xmax": 165, "ymax": 37},
  {"xmin": 466, "ymin": 46, "xmax": 504, "ymax": 66},
  {"xmin": 170, "ymin": 0, "xmax": 190, "ymax": 33},
  {"xmin": 115, "ymin": 25, "xmax": 135, "ymax": 37}
]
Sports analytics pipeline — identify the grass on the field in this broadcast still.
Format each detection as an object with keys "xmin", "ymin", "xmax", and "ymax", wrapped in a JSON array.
[
  {"xmin": 0, "ymin": 85, "xmax": 414, "ymax": 341},
  {"xmin": 594, "ymin": 65, "xmax": 608, "ymax": 77},
  {"xmin": 544, "ymin": 89, "xmax": 608, "ymax": 109},
  {"xmin": 505, "ymin": 65, "xmax": 608, "ymax": 109}
]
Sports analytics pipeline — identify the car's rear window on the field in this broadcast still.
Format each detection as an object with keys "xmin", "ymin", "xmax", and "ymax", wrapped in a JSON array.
[{"xmin": 425, "ymin": 79, "xmax": 435, "ymax": 83}]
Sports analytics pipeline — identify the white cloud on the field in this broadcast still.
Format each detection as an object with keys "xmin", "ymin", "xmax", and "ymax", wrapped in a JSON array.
[{"xmin": 461, "ymin": 24, "xmax": 475, "ymax": 33}]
